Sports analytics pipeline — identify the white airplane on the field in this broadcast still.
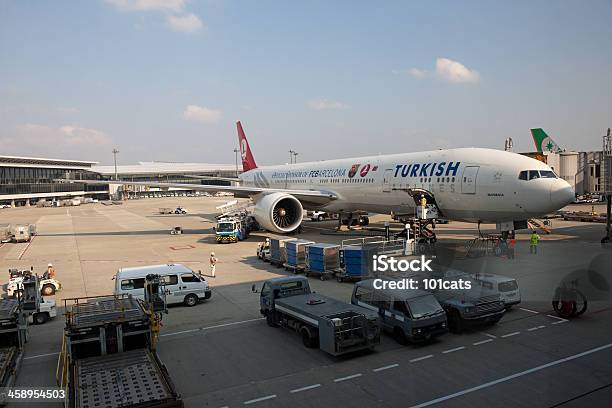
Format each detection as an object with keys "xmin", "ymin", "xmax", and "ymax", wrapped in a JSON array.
[{"xmin": 76, "ymin": 122, "xmax": 575, "ymax": 235}]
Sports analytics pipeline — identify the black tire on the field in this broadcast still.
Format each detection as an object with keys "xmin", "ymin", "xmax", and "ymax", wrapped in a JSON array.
[
  {"xmin": 320, "ymin": 275, "xmax": 325, "ymax": 281},
  {"xmin": 184, "ymin": 293, "xmax": 198, "ymax": 307},
  {"xmin": 266, "ymin": 312, "xmax": 277, "ymax": 327},
  {"xmin": 34, "ymin": 313, "xmax": 48, "ymax": 325},
  {"xmin": 393, "ymin": 327, "xmax": 407, "ymax": 345},
  {"xmin": 301, "ymin": 326, "xmax": 319, "ymax": 348},
  {"xmin": 317, "ymin": 215, "xmax": 323, "ymax": 222},
  {"xmin": 41, "ymin": 284, "xmax": 55, "ymax": 296},
  {"xmin": 337, "ymin": 276, "xmax": 343, "ymax": 283},
  {"xmin": 359, "ymin": 216, "xmax": 370, "ymax": 226},
  {"xmin": 448, "ymin": 309, "xmax": 463, "ymax": 334}
]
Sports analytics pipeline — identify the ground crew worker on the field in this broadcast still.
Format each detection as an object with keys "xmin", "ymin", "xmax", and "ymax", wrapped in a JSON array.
[
  {"xmin": 507, "ymin": 231, "xmax": 516, "ymax": 259},
  {"xmin": 530, "ymin": 230, "xmax": 540, "ymax": 254},
  {"xmin": 420, "ymin": 195, "xmax": 427, "ymax": 218},
  {"xmin": 47, "ymin": 263, "xmax": 56, "ymax": 278},
  {"xmin": 209, "ymin": 252, "xmax": 217, "ymax": 277}
]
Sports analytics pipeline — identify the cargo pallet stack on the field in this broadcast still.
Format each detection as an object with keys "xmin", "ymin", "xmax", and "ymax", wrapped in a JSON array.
[
  {"xmin": 305, "ymin": 243, "xmax": 341, "ymax": 281},
  {"xmin": 284, "ymin": 239, "xmax": 315, "ymax": 273}
]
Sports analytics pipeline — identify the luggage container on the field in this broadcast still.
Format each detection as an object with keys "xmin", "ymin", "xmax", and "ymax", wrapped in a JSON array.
[
  {"xmin": 269, "ymin": 237, "xmax": 297, "ymax": 267},
  {"xmin": 305, "ymin": 243, "xmax": 341, "ymax": 280},
  {"xmin": 0, "ymin": 224, "xmax": 11, "ymax": 243},
  {"xmin": 284, "ymin": 239, "xmax": 314, "ymax": 273},
  {"xmin": 337, "ymin": 238, "xmax": 406, "ymax": 282}
]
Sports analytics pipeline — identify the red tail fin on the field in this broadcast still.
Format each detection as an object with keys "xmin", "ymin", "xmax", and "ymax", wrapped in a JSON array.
[{"xmin": 237, "ymin": 121, "xmax": 257, "ymax": 172}]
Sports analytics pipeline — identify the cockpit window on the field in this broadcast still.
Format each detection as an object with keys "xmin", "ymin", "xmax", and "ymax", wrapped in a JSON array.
[
  {"xmin": 539, "ymin": 170, "xmax": 556, "ymax": 178},
  {"xmin": 520, "ymin": 170, "xmax": 557, "ymax": 181}
]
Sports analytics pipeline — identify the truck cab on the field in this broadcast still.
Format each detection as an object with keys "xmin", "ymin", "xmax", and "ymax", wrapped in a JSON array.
[
  {"xmin": 424, "ymin": 269, "xmax": 506, "ymax": 333},
  {"xmin": 259, "ymin": 276, "xmax": 311, "ymax": 321},
  {"xmin": 352, "ymin": 279, "xmax": 447, "ymax": 344},
  {"xmin": 215, "ymin": 217, "xmax": 248, "ymax": 243}
]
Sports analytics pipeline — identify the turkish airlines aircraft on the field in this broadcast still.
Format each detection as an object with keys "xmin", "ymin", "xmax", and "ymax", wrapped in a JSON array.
[{"xmin": 82, "ymin": 122, "xmax": 575, "ymax": 234}]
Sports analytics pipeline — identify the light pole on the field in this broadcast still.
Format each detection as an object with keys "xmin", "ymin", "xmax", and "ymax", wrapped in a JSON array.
[
  {"xmin": 289, "ymin": 150, "xmax": 295, "ymax": 164},
  {"xmin": 112, "ymin": 148, "xmax": 120, "ymax": 180},
  {"xmin": 233, "ymin": 148, "xmax": 239, "ymax": 177},
  {"xmin": 292, "ymin": 151, "xmax": 299, "ymax": 163}
]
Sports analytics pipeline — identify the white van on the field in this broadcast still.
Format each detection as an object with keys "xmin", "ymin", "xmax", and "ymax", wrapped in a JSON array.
[
  {"xmin": 471, "ymin": 273, "xmax": 521, "ymax": 309},
  {"xmin": 114, "ymin": 264, "xmax": 212, "ymax": 307}
]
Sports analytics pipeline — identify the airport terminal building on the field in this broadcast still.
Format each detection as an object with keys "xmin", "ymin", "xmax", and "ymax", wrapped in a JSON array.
[
  {"xmin": 0, "ymin": 155, "xmax": 237, "ymax": 206},
  {"xmin": 0, "ymin": 155, "xmax": 107, "ymax": 206}
]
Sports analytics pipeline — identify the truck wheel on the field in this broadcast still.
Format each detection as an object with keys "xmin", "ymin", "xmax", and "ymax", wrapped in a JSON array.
[
  {"xmin": 317, "ymin": 215, "xmax": 323, "ymax": 222},
  {"xmin": 393, "ymin": 327, "xmax": 407, "ymax": 345},
  {"xmin": 448, "ymin": 309, "xmax": 463, "ymax": 334},
  {"xmin": 41, "ymin": 284, "xmax": 55, "ymax": 296},
  {"xmin": 301, "ymin": 326, "xmax": 319, "ymax": 348},
  {"xmin": 184, "ymin": 294, "xmax": 198, "ymax": 307},
  {"xmin": 359, "ymin": 216, "xmax": 369, "ymax": 226},
  {"xmin": 34, "ymin": 313, "xmax": 48, "ymax": 325},
  {"xmin": 266, "ymin": 312, "xmax": 277, "ymax": 327}
]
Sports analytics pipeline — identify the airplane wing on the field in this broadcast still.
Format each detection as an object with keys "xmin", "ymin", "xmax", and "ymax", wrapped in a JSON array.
[
  {"xmin": 184, "ymin": 175, "xmax": 242, "ymax": 183},
  {"xmin": 60, "ymin": 179, "xmax": 337, "ymax": 205}
]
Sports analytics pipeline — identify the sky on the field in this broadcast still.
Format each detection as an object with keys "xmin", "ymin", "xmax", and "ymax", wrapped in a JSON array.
[{"xmin": 1, "ymin": 0, "xmax": 611, "ymax": 166}]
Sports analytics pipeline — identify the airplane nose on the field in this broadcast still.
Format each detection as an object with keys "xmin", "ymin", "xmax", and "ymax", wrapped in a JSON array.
[{"xmin": 550, "ymin": 180, "xmax": 575, "ymax": 210}]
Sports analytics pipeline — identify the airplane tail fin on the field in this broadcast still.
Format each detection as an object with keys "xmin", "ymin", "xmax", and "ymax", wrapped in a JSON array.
[
  {"xmin": 530, "ymin": 128, "xmax": 562, "ymax": 153},
  {"xmin": 237, "ymin": 121, "xmax": 257, "ymax": 172}
]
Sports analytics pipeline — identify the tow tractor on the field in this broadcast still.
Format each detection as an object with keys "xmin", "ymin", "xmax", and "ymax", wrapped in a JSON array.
[
  {"xmin": 11, "ymin": 273, "xmax": 57, "ymax": 325},
  {"xmin": 7, "ymin": 267, "xmax": 62, "ymax": 297}
]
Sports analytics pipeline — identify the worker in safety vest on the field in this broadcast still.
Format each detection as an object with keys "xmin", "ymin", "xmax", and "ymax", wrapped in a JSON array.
[
  {"xmin": 529, "ymin": 231, "xmax": 540, "ymax": 254},
  {"xmin": 209, "ymin": 252, "xmax": 217, "ymax": 277}
]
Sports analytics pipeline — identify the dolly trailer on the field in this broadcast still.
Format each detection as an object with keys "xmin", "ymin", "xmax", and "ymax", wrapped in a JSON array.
[{"xmin": 259, "ymin": 276, "xmax": 380, "ymax": 356}]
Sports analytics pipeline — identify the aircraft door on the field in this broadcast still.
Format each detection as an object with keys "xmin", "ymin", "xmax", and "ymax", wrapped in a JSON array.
[
  {"xmin": 461, "ymin": 166, "xmax": 479, "ymax": 194},
  {"xmin": 382, "ymin": 169, "xmax": 393, "ymax": 192}
]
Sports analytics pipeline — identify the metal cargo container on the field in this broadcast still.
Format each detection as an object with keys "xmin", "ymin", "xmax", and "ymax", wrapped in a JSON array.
[
  {"xmin": 284, "ymin": 239, "xmax": 315, "ymax": 271},
  {"xmin": 269, "ymin": 237, "xmax": 297, "ymax": 266}
]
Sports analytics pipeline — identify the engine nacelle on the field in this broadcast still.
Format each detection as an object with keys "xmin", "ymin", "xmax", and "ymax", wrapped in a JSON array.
[{"xmin": 253, "ymin": 193, "xmax": 303, "ymax": 233}]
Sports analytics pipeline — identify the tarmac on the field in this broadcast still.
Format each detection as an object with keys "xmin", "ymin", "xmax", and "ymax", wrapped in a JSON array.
[{"xmin": 1, "ymin": 197, "xmax": 610, "ymax": 407}]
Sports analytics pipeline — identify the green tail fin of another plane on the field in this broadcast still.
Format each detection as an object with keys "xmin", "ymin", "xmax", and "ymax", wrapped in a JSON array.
[{"xmin": 530, "ymin": 128, "xmax": 563, "ymax": 153}]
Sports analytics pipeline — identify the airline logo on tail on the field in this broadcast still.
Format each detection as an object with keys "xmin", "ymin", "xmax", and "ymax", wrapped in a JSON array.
[
  {"xmin": 531, "ymin": 128, "xmax": 563, "ymax": 153},
  {"xmin": 237, "ymin": 121, "xmax": 258, "ymax": 172}
]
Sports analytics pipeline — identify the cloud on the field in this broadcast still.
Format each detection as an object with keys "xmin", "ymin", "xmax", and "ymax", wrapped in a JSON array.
[
  {"xmin": 183, "ymin": 105, "xmax": 222, "ymax": 123},
  {"xmin": 105, "ymin": 0, "xmax": 185, "ymax": 13},
  {"xmin": 407, "ymin": 68, "xmax": 427, "ymax": 78},
  {"xmin": 166, "ymin": 13, "xmax": 203, "ymax": 33},
  {"xmin": 401, "ymin": 58, "xmax": 480, "ymax": 84},
  {"xmin": 0, "ymin": 124, "xmax": 111, "ymax": 150},
  {"xmin": 308, "ymin": 99, "xmax": 349, "ymax": 111},
  {"xmin": 435, "ymin": 57, "xmax": 480, "ymax": 83}
]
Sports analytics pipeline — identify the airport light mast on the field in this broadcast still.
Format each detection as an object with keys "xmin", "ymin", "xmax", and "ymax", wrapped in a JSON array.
[
  {"xmin": 112, "ymin": 148, "xmax": 119, "ymax": 180},
  {"xmin": 233, "ymin": 148, "xmax": 239, "ymax": 177}
]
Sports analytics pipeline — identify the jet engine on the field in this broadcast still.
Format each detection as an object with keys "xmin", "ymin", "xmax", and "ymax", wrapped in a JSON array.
[{"xmin": 253, "ymin": 193, "xmax": 303, "ymax": 233}]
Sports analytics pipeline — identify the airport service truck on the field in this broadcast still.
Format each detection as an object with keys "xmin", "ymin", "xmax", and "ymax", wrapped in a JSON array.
[
  {"xmin": 57, "ymin": 289, "xmax": 182, "ymax": 408},
  {"xmin": 0, "ymin": 298, "xmax": 28, "ymax": 400},
  {"xmin": 259, "ymin": 276, "xmax": 380, "ymax": 355},
  {"xmin": 215, "ymin": 216, "xmax": 249, "ymax": 243}
]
